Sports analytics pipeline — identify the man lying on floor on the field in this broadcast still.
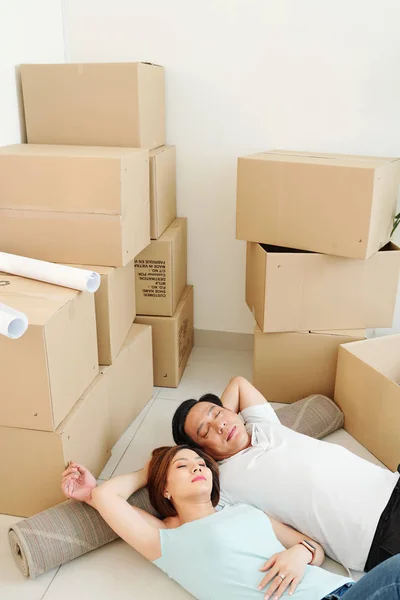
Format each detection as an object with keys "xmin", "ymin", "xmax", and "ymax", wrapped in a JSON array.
[{"xmin": 172, "ymin": 377, "xmax": 400, "ymax": 573}]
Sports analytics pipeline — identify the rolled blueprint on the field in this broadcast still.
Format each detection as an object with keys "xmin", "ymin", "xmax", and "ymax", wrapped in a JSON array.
[
  {"xmin": 0, "ymin": 303, "xmax": 28, "ymax": 339},
  {"xmin": 0, "ymin": 252, "xmax": 100, "ymax": 293}
]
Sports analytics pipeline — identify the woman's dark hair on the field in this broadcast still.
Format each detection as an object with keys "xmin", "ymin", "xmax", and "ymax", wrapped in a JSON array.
[
  {"xmin": 147, "ymin": 445, "xmax": 220, "ymax": 518},
  {"xmin": 172, "ymin": 393, "xmax": 223, "ymax": 446}
]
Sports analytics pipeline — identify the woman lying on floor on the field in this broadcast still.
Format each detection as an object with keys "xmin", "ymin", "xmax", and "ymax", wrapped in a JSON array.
[{"xmin": 62, "ymin": 447, "xmax": 400, "ymax": 600}]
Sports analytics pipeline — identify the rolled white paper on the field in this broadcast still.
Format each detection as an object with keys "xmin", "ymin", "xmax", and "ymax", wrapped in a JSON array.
[
  {"xmin": 0, "ymin": 252, "xmax": 100, "ymax": 293},
  {"xmin": 0, "ymin": 303, "xmax": 28, "ymax": 339}
]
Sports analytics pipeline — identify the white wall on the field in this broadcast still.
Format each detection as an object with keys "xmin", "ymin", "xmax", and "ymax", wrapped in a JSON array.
[
  {"xmin": 0, "ymin": 0, "xmax": 65, "ymax": 146},
  {"xmin": 64, "ymin": 0, "xmax": 400, "ymax": 334}
]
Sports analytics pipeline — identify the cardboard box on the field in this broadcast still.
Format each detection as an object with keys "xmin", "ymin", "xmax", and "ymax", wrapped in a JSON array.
[
  {"xmin": 0, "ymin": 144, "xmax": 150, "ymax": 266},
  {"xmin": 334, "ymin": 334, "xmax": 400, "ymax": 471},
  {"xmin": 150, "ymin": 146, "xmax": 177, "ymax": 239},
  {"xmin": 135, "ymin": 218, "xmax": 187, "ymax": 316},
  {"xmin": 71, "ymin": 262, "xmax": 136, "ymax": 365},
  {"xmin": 0, "ymin": 372, "xmax": 112, "ymax": 517},
  {"xmin": 237, "ymin": 150, "xmax": 400, "ymax": 259},
  {"xmin": 253, "ymin": 326, "xmax": 365, "ymax": 404},
  {"xmin": 135, "ymin": 286, "xmax": 194, "ymax": 387},
  {"xmin": 0, "ymin": 276, "xmax": 98, "ymax": 431},
  {"xmin": 20, "ymin": 62, "xmax": 165, "ymax": 149},
  {"xmin": 247, "ymin": 242, "xmax": 400, "ymax": 332},
  {"xmin": 102, "ymin": 324, "xmax": 154, "ymax": 446}
]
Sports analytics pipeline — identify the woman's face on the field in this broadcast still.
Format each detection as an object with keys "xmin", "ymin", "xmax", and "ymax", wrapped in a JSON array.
[{"xmin": 165, "ymin": 448, "xmax": 213, "ymax": 505}]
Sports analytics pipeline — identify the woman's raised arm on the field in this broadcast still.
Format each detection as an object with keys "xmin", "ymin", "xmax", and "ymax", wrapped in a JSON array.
[{"xmin": 62, "ymin": 462, "xmax": 164, "ymax": 562}]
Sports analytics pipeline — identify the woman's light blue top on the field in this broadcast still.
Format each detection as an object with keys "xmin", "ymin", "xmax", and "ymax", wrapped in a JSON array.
[{"xmin": 154, "ymin": 504, "xmax": 353, "ymax": 599}]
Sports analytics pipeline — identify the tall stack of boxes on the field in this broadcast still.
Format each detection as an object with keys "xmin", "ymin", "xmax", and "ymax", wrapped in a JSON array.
[
  {"xmin": 133, "ymin": 142, "xmax": 193, "ymax": 389},
  {"xmin": 237, "ymin": 150, "xmax": 400, "ymax": 467},
  {"xmin": 0, "ymin": 62, "xmax": 191, "ymax": 517}
]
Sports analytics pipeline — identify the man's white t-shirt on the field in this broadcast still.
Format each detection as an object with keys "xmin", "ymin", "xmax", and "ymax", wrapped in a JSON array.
[{"xmin": 218, "ymin": 403, "xmax": 399, "ymax": 571}]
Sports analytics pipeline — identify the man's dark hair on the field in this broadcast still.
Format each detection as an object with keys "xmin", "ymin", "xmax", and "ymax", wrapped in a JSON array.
[{"xmin": 172, "ymin": 393, "xmax": 223, "ymax": 446}]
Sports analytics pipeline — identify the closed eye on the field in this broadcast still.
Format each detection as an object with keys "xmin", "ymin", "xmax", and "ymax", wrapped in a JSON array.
[{"xmin": 177, "ymin": 465, "xmax": 186, "ymax": 469}]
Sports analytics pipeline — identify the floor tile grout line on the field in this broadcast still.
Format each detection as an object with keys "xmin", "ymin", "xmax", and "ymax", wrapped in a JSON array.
[
  {"xmin": 110, "ymin": 396, "xmax": 157, "ymax": 477},
  {"xmin": 39, "ymin": 566, "xmax": 61, "ymax": 600}
]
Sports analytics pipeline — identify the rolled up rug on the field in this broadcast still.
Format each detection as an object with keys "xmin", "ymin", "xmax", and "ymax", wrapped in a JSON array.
[
  {"xmin": 9, "ymin": 395, "xmax": 343, "ymax": 578},
  {"xmin": 8, "ymin": 487, "xmax": 157, "ymax": 578}
]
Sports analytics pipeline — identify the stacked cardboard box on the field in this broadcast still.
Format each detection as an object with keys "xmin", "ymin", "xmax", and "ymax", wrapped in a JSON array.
[
  {"xmin": 0, "ymin": 62, "xmax": 168, "ymax": 516},
  {"xmin": 237, "ymin": 150, "xmax": 400, "ymax": 466},
  {"xmin": 134, "ymin": 172, "xmax": 194, "ymax": 387}
]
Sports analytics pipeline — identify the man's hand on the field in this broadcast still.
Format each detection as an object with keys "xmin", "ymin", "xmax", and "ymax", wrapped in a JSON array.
[
  {"xmin": 257, "ymin": 545, "xmax": 310, "ymax": 599},
  {"xmin": 61, "ymin": 462, "xmax": 97, "ymax": 503}
]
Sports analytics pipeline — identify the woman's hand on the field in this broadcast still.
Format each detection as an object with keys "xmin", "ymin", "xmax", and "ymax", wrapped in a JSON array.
[
  {"xmin": 61, "ymin": 462, "xmax": 97, "ymax": 503},
  {"xmin": 258, "ymin": 545, "xmax": 310, "ymax": 599}
]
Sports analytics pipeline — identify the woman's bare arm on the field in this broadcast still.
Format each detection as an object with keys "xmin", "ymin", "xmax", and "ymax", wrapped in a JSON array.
[
  {"xmin": 269, "ymin": 516, "xmax": 325, "ymax": 566},
  {"xmin": 63, "ymin": 464, "xmax": 164, "ymax": 562}
]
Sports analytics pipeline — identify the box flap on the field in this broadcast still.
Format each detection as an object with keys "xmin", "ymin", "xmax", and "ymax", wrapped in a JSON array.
[
  {"xmin": 157, "ymin": 218, "xmax": 182, "ymax": 243},
  {"xmin": 246, "ymin": 243, "xmax": 267, "ymax": 328},
  {"xmin": 149, "ymin": 145, "xmax": 175, "ymax": 158},
  {"xmin": 340, "ymin": 334, "xmax": 400, "ymax": 382},
  {"xmin": 310, "ymin": 329, "xmax": 366, "ymax": 338}
]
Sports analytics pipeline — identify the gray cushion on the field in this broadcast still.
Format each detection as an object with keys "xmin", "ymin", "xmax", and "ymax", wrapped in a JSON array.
[{"xmin": 275, "ymin": 394, "xmax": 344, "ymax": 439}]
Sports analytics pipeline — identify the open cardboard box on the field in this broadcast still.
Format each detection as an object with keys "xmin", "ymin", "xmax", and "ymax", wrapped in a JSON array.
[
  {"xmin": 246, "ymin": 242, "xmax": 400, "ymax": 332},
  {"xmin": 334, "ymin": 334, "xmax": 400, "ymax": 471},
  {"xmin": 254, "ymin": 326, "xmax": 365, "ymax": 404}
]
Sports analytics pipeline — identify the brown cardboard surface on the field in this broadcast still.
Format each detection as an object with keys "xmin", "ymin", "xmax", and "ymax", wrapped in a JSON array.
[
  {"xmin": 334, "ymin": 334, "xmax": 400, "ymax": 471},
  {"xmin": 135, "ymin": 218, "xmax": 187, "ymax": 316},
  {"xmin": 20, "ymin": 63, "xmax": 165, "ymax": 149},
  {"xmin": 0, "ymin": 145, "xmax": 149, "ymax": 266},
  {"xmin": 0, "ymin": 276, "xmax": 98, "ymax": 431},
  {"xmin": 71, "ymin": 262, "xmax": 136, "ymax": 365},
  {"xmin": 0, "ymin": 372, "xmax": 111, "ymax": 517},
  {"xmin": 150, "ymin": 146, "xmax": 177, "ymax": 239},
  {"xmin": 247, "ymin": 242, "xmax": 400, "ymax": 332},
  {"xmin": 253, "ymin": 326, "xmax": 365, "ymax": 404},
  {"xmin": 102, "ymin": 324, "xmax": 153, "ymax": 446},
  {"xmin": 135, "ymin": 286, "xmax": 194, "ymax": 387},
  {"xmin": 237, "ymin": 151, "xmax": 400, "ymax": 259}
]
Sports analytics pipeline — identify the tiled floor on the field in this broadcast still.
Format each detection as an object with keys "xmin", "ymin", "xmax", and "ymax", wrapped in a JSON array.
[{"xmin": 2, "ymin": 345, "xmax": 382, "ymax": 599}]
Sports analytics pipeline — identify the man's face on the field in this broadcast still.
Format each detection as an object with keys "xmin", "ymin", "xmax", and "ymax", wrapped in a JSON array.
[{"xmin": 184, "ymin": 402, "xmax": 250, "ymax": 460}]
